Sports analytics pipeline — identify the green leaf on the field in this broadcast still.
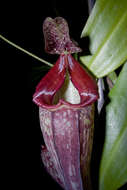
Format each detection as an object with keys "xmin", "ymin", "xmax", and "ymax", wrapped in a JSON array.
[
  {"xmin": 107, "ymin": 71, "xmax": 117, "ymax": 86},
  {"xmin": 106, "ymin": 71, "xmax": 118, "ymax": 90},
  {"xmin": 80, "ymin": 0, "xmax": 127, "ymax": 78},
  {"xmin": 99, "ymin": 62, "xmax": 127, "ymax": 190}
]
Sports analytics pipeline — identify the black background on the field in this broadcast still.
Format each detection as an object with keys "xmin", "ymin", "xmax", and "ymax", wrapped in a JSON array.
[{"xmin": 0, "ymin": 0, "xmax": 127, "ymax": 190}]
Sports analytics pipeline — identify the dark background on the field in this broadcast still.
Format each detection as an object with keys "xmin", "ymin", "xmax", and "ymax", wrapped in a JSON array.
[
  {"xmin": 0, "ymin": 1, "xmax": 89, "ymax": 189},
  {"xmin": 0, "ymin": 0, "xmax": 127, "ymax": 189}
]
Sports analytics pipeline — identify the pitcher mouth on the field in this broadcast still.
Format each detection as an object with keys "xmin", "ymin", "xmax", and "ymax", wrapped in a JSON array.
[{"xmin": 33, "ymin": 54, "xmax": 99, "ymax": 110}]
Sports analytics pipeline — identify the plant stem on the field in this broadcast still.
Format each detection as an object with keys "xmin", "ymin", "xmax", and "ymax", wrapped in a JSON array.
[{"xmin": 0, "ymin": 34, "xmax": 53, "ymax": 67}]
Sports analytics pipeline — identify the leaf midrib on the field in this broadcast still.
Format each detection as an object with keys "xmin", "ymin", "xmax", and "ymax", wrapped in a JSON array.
[{"xmin": 88, "ymin": 11, "xmax": 127, "ymax": 68}]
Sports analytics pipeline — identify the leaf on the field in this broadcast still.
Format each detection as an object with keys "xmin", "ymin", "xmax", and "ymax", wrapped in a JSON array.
[
  {"xmin": 107, "ymin": 71, "xmax": 117, "ymax": 86},
  {"xmin": 80, "ymin": 0, "xmax": 127, "ymax": 78},
  {"xmin": 99, "ymin": 62, "xmax": 127, "ymax": 190},
  {"xmin": 106, "ymin": 71, "xmax": 118, "ymax": 90}
]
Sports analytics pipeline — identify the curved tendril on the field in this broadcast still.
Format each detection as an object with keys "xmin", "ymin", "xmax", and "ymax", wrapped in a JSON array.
[{"xmin": 0, "ymin": 34, "xmax": 53, "ymax": 67}]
